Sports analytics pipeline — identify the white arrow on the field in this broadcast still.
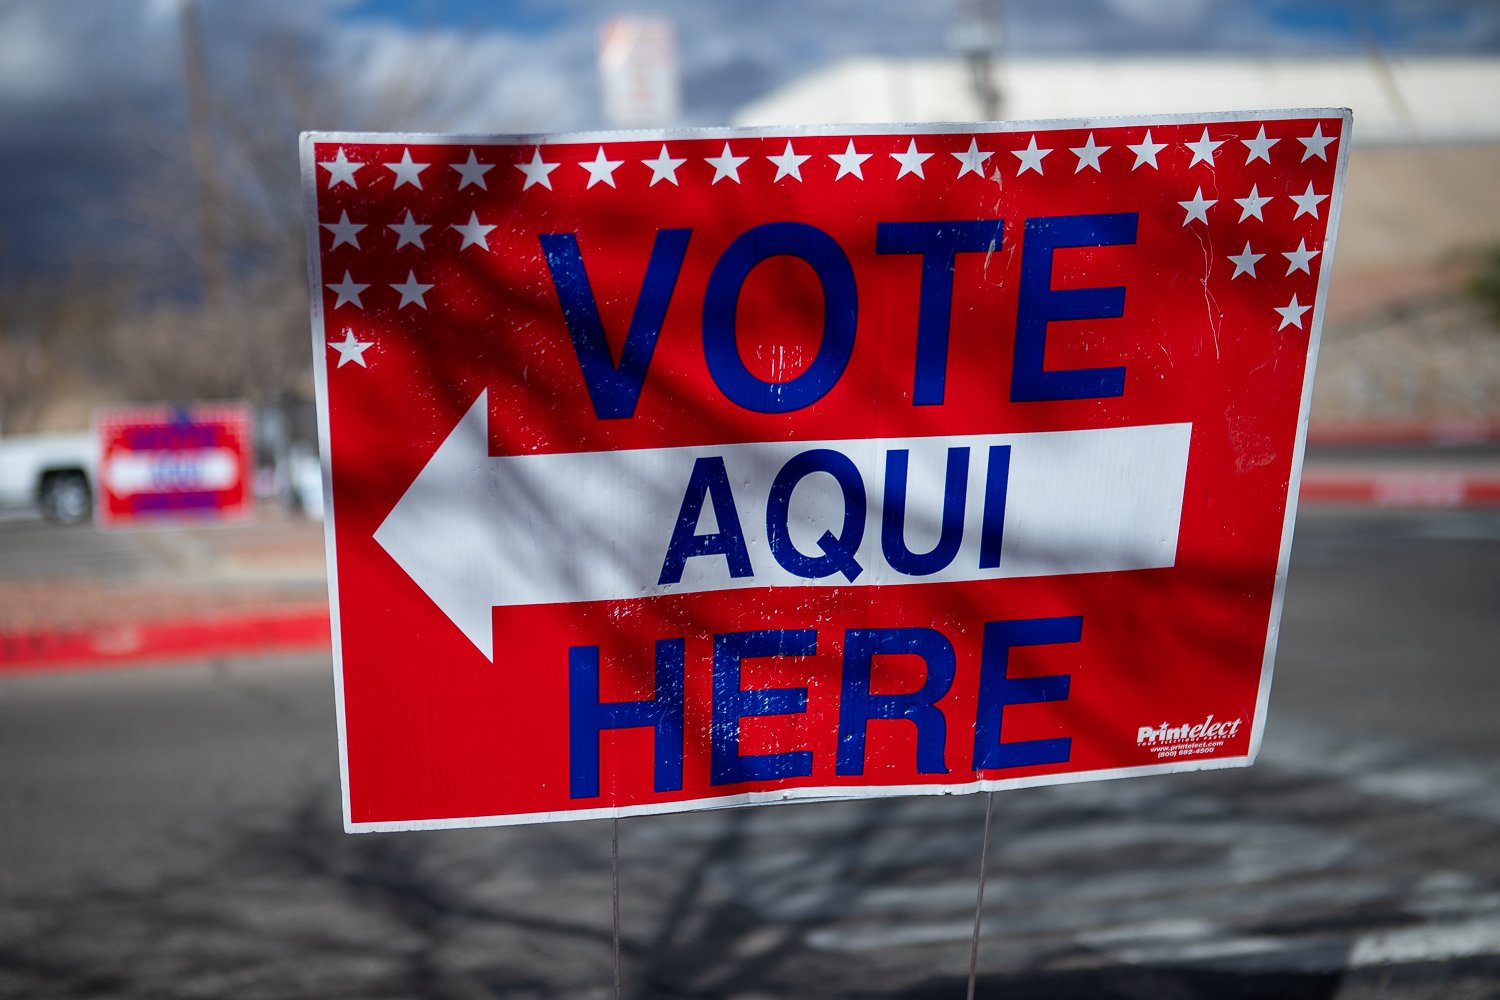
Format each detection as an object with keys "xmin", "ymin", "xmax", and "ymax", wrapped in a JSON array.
[{"xmin": 374, "ymin": 391, "xmax": 1193, "ymax": 661}]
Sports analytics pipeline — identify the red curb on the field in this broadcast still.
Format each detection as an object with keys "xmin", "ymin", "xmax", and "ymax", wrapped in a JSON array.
[
  {"xmin": 1307, "ymin": 421, "xmax": 1500, "ymax": 447},
  {"xmin": 0, "ymin": 606, "xmax": 330, "ymax": 674},
  {"xmin": 1300, "ymin": 474, "xmax": 1500, "ymax": 509}
]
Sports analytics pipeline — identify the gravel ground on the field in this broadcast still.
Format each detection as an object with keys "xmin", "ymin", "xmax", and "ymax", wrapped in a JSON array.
[
  {"xmin": 0, "ymin": 509, "xmax": 327, "ymax": 633},
  {"xmin": 1314, "ymin": 295, "xmax": 1500, "ymax": 424},
  {"xmin": 0, "ymin": 580, "xmax": 327, "ymax": 633}
]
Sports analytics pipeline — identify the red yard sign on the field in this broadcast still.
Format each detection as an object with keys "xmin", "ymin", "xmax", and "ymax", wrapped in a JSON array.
[
  {"xmin": 302, "ymin": 111, "xmax": 1350, "ymax": 831},
  {"xmin": 95, "ymin": 402, "xmax": 253, "ymax": 528}
]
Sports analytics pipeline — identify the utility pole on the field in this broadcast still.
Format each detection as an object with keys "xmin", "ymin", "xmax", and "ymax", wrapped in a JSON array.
[
  {"xmin": 178, "ymin": 0, "xmax": 227, "ymax": 315},
  {"xmin": 953, "ymin": 0, "xmax": 1004, "ymax": 121}
]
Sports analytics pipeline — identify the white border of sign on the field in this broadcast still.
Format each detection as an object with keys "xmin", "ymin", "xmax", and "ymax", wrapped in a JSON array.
[{"xmin": 303, "ymin": 108, "xmax": 1353, "ymax": 833}]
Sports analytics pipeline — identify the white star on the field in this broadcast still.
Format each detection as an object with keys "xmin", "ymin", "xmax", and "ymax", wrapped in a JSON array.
[
  {"xmin": 1178, "ymin": 187, "xmax": 1216, "ymax": 225},
  {"xmin": 767, "ymin": 140, "xmax": 811, "ymax": 182},
  {"xmin": 1275, "ymin": 294, "xmax": 1312, "ymax": 331},
  {"xmin": 1298, "ymin": 123, "xmax": 1337, "ymax": 161},
  {"xmin": 325, "ymin": 271, "xmax": 368, "ymax": 310},
  {"xmin": 1185, "ymin": 129, "xmax": 1223, "ymax": 168},
  {"xmin": 1126, "ymin": 130, "xmax": 1167, "ymax": 170},
  {"xmin": 385, "ymin": 148, "xmax": 428, "ymax": 189},
  {"xmin": 391, "ymin": 270, "xmax": 434, "ymax": 309},
  {"xmin": 1235, "ymin": 184, "xmax": 1272, "ymax": 222},
  {"xmin": 513, "ymin": 148, "xmax": 557, "ymax": 191},
  {"xmin": 829, "ymin": 139, "xmax": 871, "ymax": 180},
  {"xmin": 328, "ymin": 328, "xmax": 373, "ymax": 368},
  {"xmin": 388, "ymin": 210, "xmax": 430, "ymax": 250},
  {"xmin": 452, "ymin": 149, "xmax": 495, "ymax": 190},
  {"xmin": 891, "ymin": 138, "xmax": 933, "ymax": 179},
  {"xmin": 952, "ymin": 137, "xmax": 993, "ymax": 178},
  {"xmin": 319, "ymin": 147, "xmax": 361, "ymax": 188},
  {"xmin": 705, "ymin": 143, "xmax": 749, "ymax": 184},
  {"xmin": 1283, "ymin": 238, "xmax": 1321, "ymax": 275},
  {"xmin": 320, "ymin": 210, "xmax": 364, "ymax": 250},
  {"xmin": 642, "ymin": 144, "xmax": 686, "ymax": 186},
  {"xmin": 1241, "ymin": 125, "xmax": 1280, "ymax": 164},
  {"xmin": 1289, "ymin": 181, "xmax": 1329, "ymax": 220},
  {"xmin": 579, "ymin": 146, "xmax": 623, "ymax": 188},
  {"xmin": 1012, "ymin": 136, "xmax": 1051, "ymax": 175},
  {"xmin": 1070, "ymin": 132, "xmax": 1109, "ymax": 173},
  {"xmin": 452, "ymin": 211, "xmax": 497, "ymax": 251},
  {"xmin": 1227, "ymin": 242, "xmax": 1265, "ymax": 279}
]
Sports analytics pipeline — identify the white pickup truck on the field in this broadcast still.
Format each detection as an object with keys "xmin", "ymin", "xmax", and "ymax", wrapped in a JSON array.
[{"xmin": 0, "ymin": 430, "xmax": 97, "ymax": 524}]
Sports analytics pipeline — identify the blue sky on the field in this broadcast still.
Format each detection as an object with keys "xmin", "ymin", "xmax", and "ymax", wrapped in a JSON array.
[{"xmin": 344, "ymin": 0, "xmax": 571, "ymax": 34}]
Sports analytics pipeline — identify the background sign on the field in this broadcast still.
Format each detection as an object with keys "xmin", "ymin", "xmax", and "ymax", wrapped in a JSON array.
[
  {"xmin": 303, "ymin": 111, "xmax": 1350, "ymax": 831},
  {"xmin": 95, "ymin": 402, "xmax": 253, "ymax": 528}
]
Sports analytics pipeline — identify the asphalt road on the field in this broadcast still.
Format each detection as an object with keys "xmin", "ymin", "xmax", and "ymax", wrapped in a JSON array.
[{"xmin": 2, "ymin": 507, "xmax": 1499, "ymax": 999}]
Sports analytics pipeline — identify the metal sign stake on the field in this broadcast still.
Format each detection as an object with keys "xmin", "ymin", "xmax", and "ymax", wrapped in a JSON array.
[
  {"xmin": 966, "ymin": 791, "xmax": 997, "ymax": 999},
  {"xmin": 612, "ymin": 815, "xmax": 623, "ymax": 1000}
]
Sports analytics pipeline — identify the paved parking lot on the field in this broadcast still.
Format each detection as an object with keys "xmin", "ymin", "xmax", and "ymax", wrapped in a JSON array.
[{"xmin": 1, "ymin": 507, "xmax": 1498, "ymax": 998}]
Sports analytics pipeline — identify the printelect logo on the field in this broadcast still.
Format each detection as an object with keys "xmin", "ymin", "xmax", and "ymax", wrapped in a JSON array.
[{"xmin": 1137, "ymin": 715, "xmax": 1242, "ymax": 746}]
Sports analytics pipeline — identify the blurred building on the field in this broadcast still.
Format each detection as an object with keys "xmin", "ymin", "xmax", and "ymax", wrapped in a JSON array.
[
  {"xmin": 732, "ymin": 55, "xmax": 1500, "ymax": 144},
  {"xmin": 732, "ymin": 55, "xmax": 1500, "ymax": 424}
]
